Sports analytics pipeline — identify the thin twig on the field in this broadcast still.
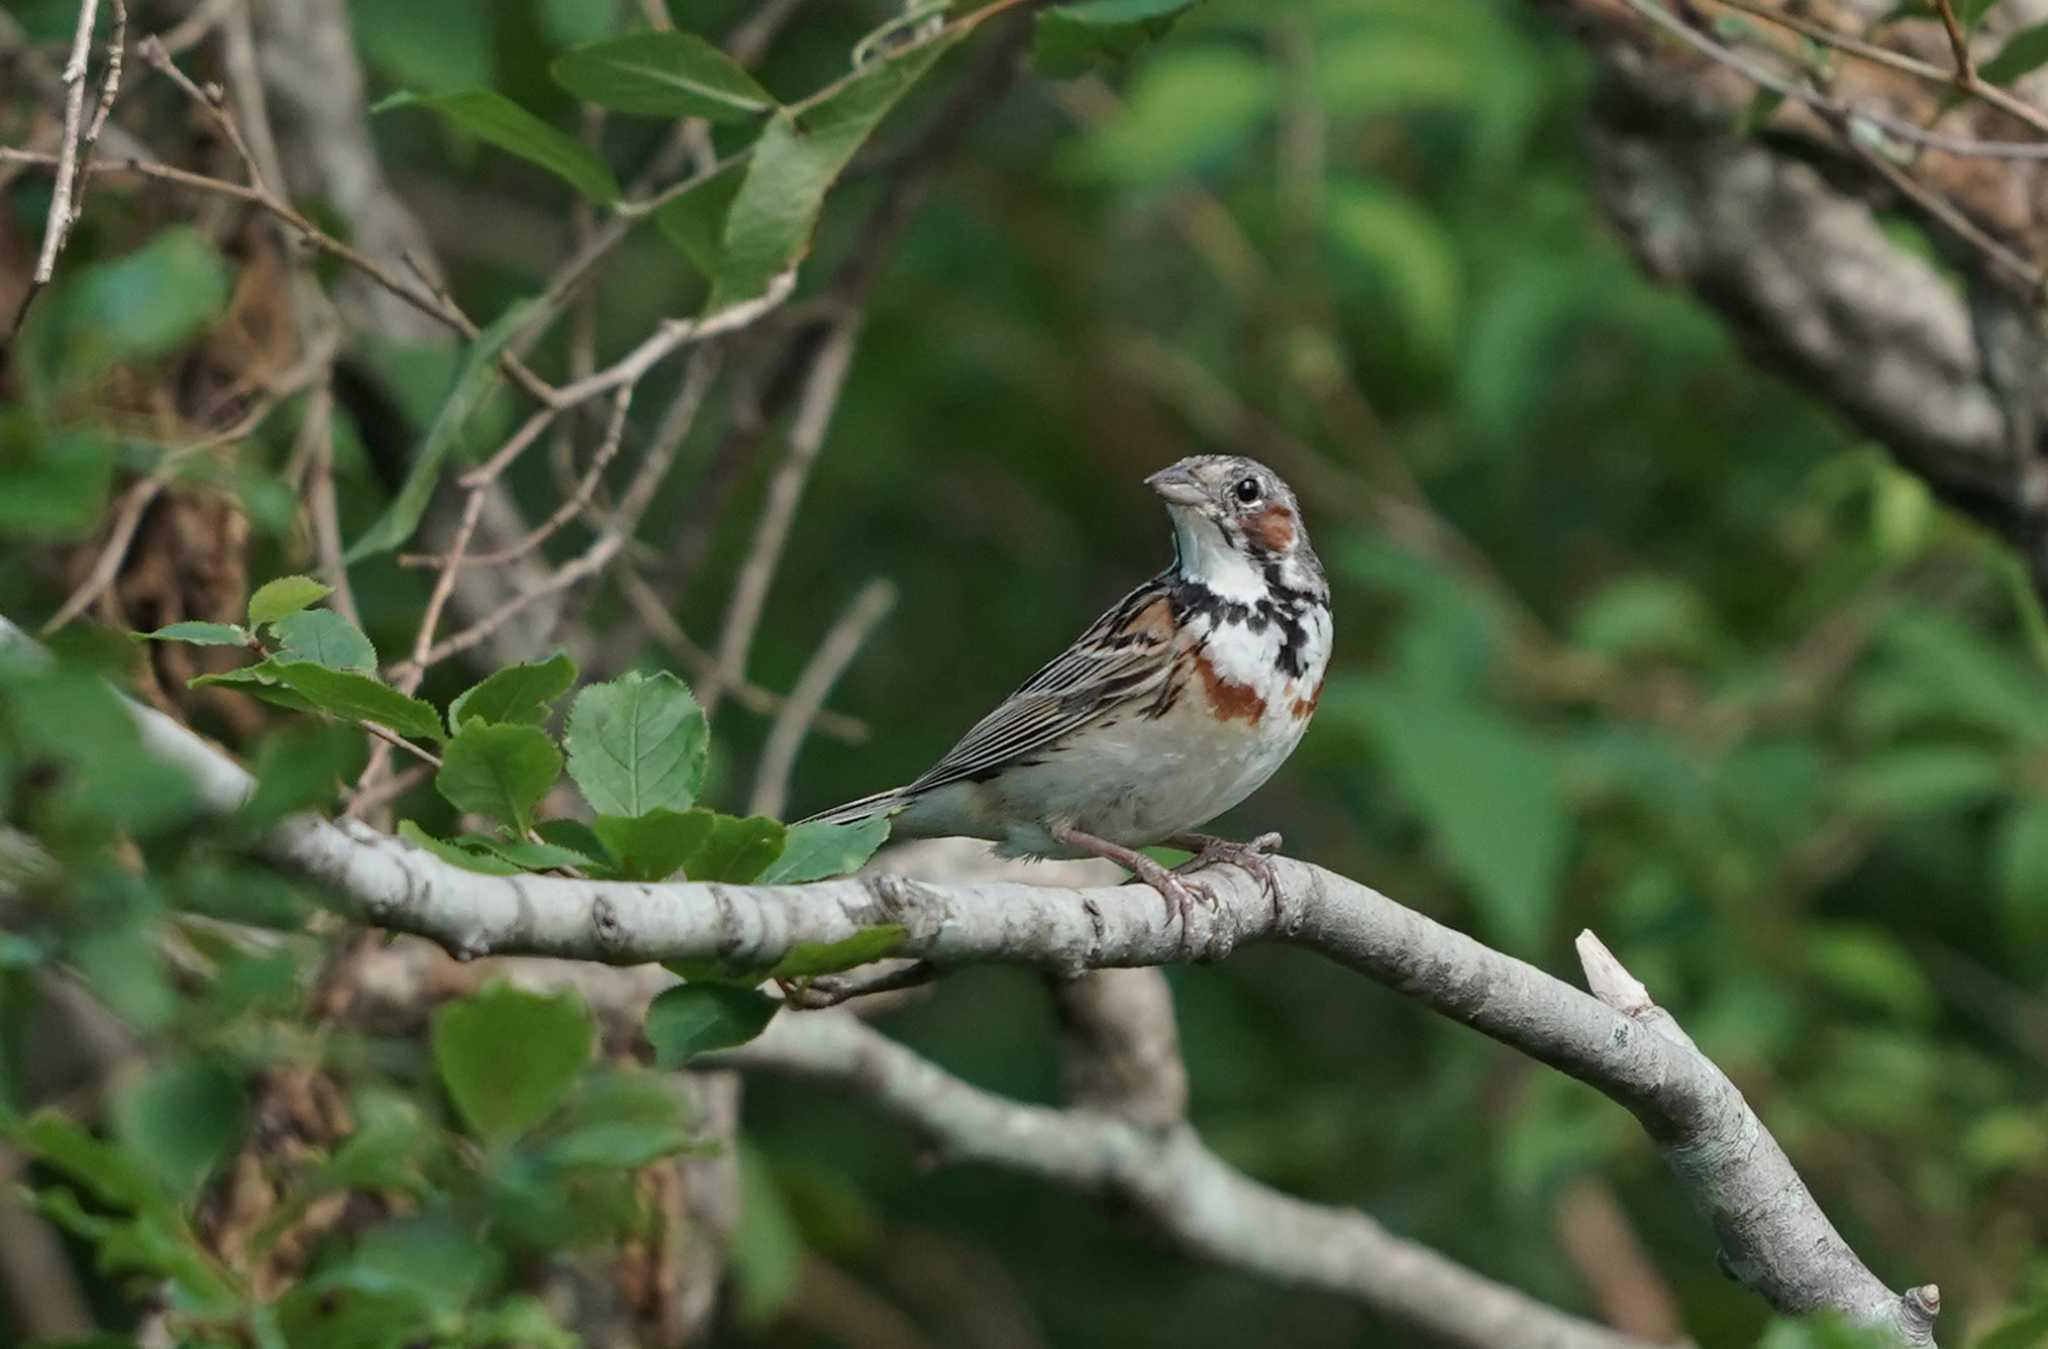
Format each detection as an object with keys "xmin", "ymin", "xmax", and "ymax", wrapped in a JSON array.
[
  {"xmin": 360, "ymin": 722, "xmax": 442, "ymax": 769},
  {"xmin": 15, "ymin": 0, "xmax": 105, "ymax": 334},
  {"xmin": 342, "ymin": 762, "xmax": 430, "ymax": 820},
  {"xmin": 748, "ymin": 577, "xmax": 895, "ymax": 817},
  {"xmin": 465, "ymin": 386, "xmax": 635, "ymax": 566},
  {"xmin": 1709, "ymin": 0, "xmax": 2048, "ymax": 139},
  {"xmin": 138, "ymin": 34, "xmax": 266, "ymax": 192},
  {"xmin": 390, "ymin": 353, "xmax": 720, "ymax": 678},
  {"xmin": 299, "ymin": 383, "xmax": 360, "ymax": 629},
  {"xmin": 1931, "ymin": 0, "xmax": 1976, "ymax": 86},
  {"xmin": 701, "ymin": 317, "xmax": 859, "ymax": 721},
  {"xmin": 41, "ymin": 476, "xmax": 164, "ymax": 636},
  {"xmin": 399, "ymin": 490, "xmax": 487, "ymax": 693},
  {"xmin": 1622, "ymin": 0, "xmax": 2048, "ymax": 159},
  {"xmin": 616, "ymin": 569, "xmax": 868, "ymax": 741}
]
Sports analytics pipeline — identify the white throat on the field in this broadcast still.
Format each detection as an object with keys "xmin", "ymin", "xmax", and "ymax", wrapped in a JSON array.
[{"xmin": 1170, "ymin": 510, "xmax": 1269, "ymax": 603}]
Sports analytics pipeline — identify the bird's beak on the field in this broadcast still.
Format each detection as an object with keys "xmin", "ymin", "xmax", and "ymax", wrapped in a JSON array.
[{"xmin": 1146, "ymin": 464, "xmax": 1207, "ymax": 508}]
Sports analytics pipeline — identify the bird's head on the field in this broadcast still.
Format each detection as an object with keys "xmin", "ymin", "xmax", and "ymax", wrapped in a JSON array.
[{"xmin": 1146, "ymin": 455, "xmax": 1323, "ymax": 602}]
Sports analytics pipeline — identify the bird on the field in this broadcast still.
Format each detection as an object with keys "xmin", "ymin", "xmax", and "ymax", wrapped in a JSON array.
[{"xmin": 804, "ymin": 454, "xmax": 1332, "ymax": 921}]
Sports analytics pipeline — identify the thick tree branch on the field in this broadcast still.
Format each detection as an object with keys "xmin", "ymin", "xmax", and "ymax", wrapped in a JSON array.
[{"xmin": 0, "ymin": 613, "xmax": 1940, "ymax": 1343}]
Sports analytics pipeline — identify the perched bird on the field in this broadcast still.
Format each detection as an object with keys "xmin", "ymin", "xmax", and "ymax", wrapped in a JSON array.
[{"xmin": 806, "ymin": 454, "xmax": 1331, "ymax": 919}]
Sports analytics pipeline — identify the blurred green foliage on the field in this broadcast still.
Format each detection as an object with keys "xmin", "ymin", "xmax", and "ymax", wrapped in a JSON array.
[{"xmin": 7, "ymin": 0, "xmax": 2048, "ymax": 1344}]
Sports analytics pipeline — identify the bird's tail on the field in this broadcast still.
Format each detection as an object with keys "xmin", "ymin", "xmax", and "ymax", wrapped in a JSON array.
[{"xmin": 799, "ymin": 786, "xmax": 911, "ymax": 828}]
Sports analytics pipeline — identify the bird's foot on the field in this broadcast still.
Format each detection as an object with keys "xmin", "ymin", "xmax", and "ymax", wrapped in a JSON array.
[
  {"xmin": 1050, "ymin": 822, "xmax": 1215, "ymax": 932},
  {"xmin": 1170, "ymin": 832, "xmax": 1284, "ymax": 915}
]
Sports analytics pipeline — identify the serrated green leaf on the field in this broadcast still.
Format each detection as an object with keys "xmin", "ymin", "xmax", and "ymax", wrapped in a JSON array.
[
  {"xmin": 435, "ymin": 722, "xmax": 561, "ymax": 834},
  {"xmin": 655, "ymin": 160, "xmax": 745, "ymax": 278},
  {"xmin": 397, "ymin": 820, "xmax": 522, "ymax": 875},
  {"xmin": 681, "ymin": 813, "xmax": 786, "ymax": 883},
  {"xmin": 273, "ymin": 609, "xmax": 377, "ymax": 672},
  {"xmin": 346, "ymin": 299, "xmax": 535, "ymax": 562},
  {"xmin": 757, "ymin": 816, "xmax": 890, "ymax": 883},
  {"xmin": 247, "ymin": 575, "xmax": 333, "ymax": 628},
  {"xmin": 134, "ymin": 620, "xmax": 248, "ymax": 647},
  {"xmin": 541, "ymin": 1119, "xmax": 699, "ymax": 1171},
  {"xmin": 448, "ymin": 650, "xmax": 577, "ymax": 731},
  {"xmin": 268, "ymin": 662, "xmax": 445, "ymax": 741},
  {"xmin": 376, "ymin": 90, "xmax": 619, "ymax": 203},
  {"xmin": 565, "ymin": 671, "xmax": 708, "ymax": 816},
  {"xmin": 709, "ymin": 27, "xmax": 963, "ymax": 308},
  {"xmin": 469, "ymin": 835, "xmax": 594, "ymax": 872},
  {"xmin": 769, "ymin": 924, "xmax": 908, "ymax": 979},
  {"xmin": 536, "ymin": 817, "xmax": 612, "ymax": 865},
  {"xmin": 551, "ymin": 30, "xmax": 776, "ymax": 120},
  {"xmin": 433, "ymin": 985, "xmax": 592, "ymax": 1149},
  {"xmin": 593, "ymin": 807, "xmax": 715, "ymax": 882},
  {"xmin": 646, "ymin": 982, "xmax": 779, "ymax": 1066}
]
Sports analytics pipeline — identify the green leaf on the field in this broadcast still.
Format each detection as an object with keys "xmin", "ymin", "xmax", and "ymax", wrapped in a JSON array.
[
  {"xmin": 1324, "ymin": 180, "xmax": 1461, "ymax": 361},
  {"xmin": 551, "ymin": 30, "xmax": 776, "ymax": 120},
  {"xmin": 565, "ymin": 671, "xmax": 708, "ymax": 816},
  {"xmin": 433, "ymin": 984, "xmax": 593, "ymax": 1149},
  {"xmin": 247, "ymin": 575, "xmax": 334, "ymax": 629},
  {"xmin": 45, "ymin": 228, "xmax": 231, "ymax": 377},
  {"xmin": 233, "ymin": 722, "xmax": 362, "ymax": 830},
  {"xmin": 593, "ymin": 807, "xmax": 714, "ymax": 882},
  {"xmin": 12, "ymin": 1109, "xmax": 166, "ymax": 1212},
  {"xmin": 1336, "ymin": 676, "xmax": 1567, "ymax": 953},
  {"xmin": 1034, "ymin": 0, "xmax": 1198, "ymax": 74},
  {"xmin": 134, "ymin": 621, "xmax": 248, "ymax": 647},
  {"xmin": 768, "ymin": 924, "xmax": 908, "ymax": 979},
  {"xmin": 680, "ymin": 812, "xmax": 786, "ymax": 882},
  {"xmin": 0, "ymin": 417, "xmax": 112, "ymax": 538},
  {"xmin": 536, "ymin": 817, "xmax": 612, "ymax": 863},
  {"xmin": 1983, "ymin": 22, "xmax": 2048, "ymax": 83},
  {"xmin": 189, "ymin": 661, "xmax": 316, "ymax": 712},
  {"xmin": 110, "ymin": 1058, "xmax": 246, "ymax": 1198},
  {"xmin": 654, "ymin": 160, "xmax": 745, "ymax": 277},
  {"xmin": 347, "ymin": 299, "xmax": 535, "ymax": 562},
  {"xmin": 397, "ymin": 820, "xmax": 521, "ymax": 875},
  {"xmin": 1840, "ymin": 745, "xmax": 2007, "ymax": 816},
  {"xmin": 757, "ymin": 816, "xmax": 891, "ymax": 884},
  {"xmin": 448, "ymin": 650, "xmax": 578, "ymax": 731},
  {"xmin": 468, "ymin": 835, "xmax": 595, "ymax": 872},
  {"xmin": 435, "ymin": 722, "xmax": 562, "ymax": 834},
  {"xmin": 376, "ymin": 90, "xmax": 620, "ymax": 203},
  {"xmin": 1801, "ymin": 924, "xmax": 1937, "ymax": 1023},
  {"xmin": 645, "ymin": 983, "xmax": 779, "ymax": 1066},
  {"xmin": 273, "ymin": 609, "xmax": 377, "ymax": 672},
  {"xmin": 709, "ymin": 27, "xmax": 963, "ymax": 308},
  {"xmin": 1978, "ymin": 1304, "xmax": 2048, "ymax": 1349},
  {"xmin": 267, "ymin": 662, "xmax": 445, "ymax": 741},
  {"xmin": 1996, "ymin": 799, "xmax": 2048, "ymax": 945},
  {"xmin": 1071, "ymin": 47, "xmax": 1273, "ymax": 181}
]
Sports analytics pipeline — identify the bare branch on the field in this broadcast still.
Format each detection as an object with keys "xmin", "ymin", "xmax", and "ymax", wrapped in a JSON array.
[
  {"xmin": 718, "ymin": 1011, "xmax": 1651, "ymax": 1349},
  {"xmin": 747, "ymin": 577, "xmax": 895, "ymax": 818},
  {"xmin": 14, "ymin": 0, "xmax": 110, "ymax": 333}
]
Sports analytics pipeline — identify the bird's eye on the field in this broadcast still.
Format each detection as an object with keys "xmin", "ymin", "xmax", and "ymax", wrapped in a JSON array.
[{"xmin": 1234, "ymin": 476, "xmax": 1262, "ymax": 505}]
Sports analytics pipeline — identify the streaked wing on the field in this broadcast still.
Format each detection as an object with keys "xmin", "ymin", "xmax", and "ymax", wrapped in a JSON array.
[{"xmin": 905, "ymin": 575, "xmax": 1182, "ymax": 795}]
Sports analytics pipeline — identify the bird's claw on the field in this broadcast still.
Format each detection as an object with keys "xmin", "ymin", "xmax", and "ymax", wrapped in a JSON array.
[{"xmin": 1176, "ymin": 832, "xmax": 1284, "ymax": 914}]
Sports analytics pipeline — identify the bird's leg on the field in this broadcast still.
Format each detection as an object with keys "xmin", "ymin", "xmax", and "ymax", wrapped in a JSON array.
[
  {"xmin": 1050, "ymin": 822, "xmax": 1215, "ymax": 930},
  {"xmin": 1167, "ymin": 831, "xmax": 1284, "ymax": 913}
]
